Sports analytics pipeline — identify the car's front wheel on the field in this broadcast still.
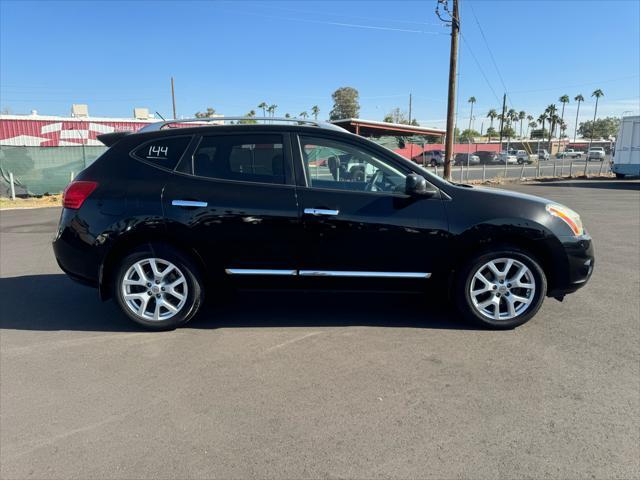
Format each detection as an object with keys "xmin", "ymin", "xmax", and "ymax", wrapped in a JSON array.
[
  {"xmin": 114, "ymin": 246, "xmax": 204, "ymax": 330},
  {"xmin": 455, "ymin": 248, "xmax": 547, "ymax": 329}
]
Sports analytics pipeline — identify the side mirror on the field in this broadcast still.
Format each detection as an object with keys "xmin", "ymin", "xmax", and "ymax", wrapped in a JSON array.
[{"xmin": 405, "ymin": 174, "xmax": 438, "ymax": 197}]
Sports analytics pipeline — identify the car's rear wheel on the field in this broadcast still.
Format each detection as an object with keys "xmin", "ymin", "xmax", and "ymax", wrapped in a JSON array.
[
  {"xmin": 455, "ymin": 248, "xmax": 547, "ymax": 329},
  {"xmin": 114, "ymin": 246, "xmax": 204, "ymax": 330}
]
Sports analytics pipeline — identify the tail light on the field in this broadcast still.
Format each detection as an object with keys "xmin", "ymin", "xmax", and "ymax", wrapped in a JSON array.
[{"xmin": 63, "ymin": 181, "xmax": 98, "ymax": 209}]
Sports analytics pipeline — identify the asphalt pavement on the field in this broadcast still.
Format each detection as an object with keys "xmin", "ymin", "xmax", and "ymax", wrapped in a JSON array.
[{"xmin": 1, "ymin": 180, "xmax": 639, "ymax": 479}]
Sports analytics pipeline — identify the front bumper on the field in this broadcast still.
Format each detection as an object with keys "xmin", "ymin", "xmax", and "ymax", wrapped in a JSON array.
[{"xmin": 548, "ymin": 234, "xmax": 594, "ymax": 297}]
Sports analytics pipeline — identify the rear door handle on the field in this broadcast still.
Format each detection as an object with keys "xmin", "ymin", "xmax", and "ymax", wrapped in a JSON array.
[
  {"xmin": 172, "ymin": 200, "xmax": 208, "ymax": 208},
  {"xmin": 304, "ymin": 208, "xmax": 339, "ymax": 216}
]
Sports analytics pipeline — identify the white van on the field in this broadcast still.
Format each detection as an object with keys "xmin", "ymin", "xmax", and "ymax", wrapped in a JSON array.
[{"xmin": 612, "ymin": 115, "xmax": 640, "ymax": 178}]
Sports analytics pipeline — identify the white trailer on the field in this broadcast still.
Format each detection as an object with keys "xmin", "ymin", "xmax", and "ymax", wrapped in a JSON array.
[{"xmin": 612, "ymin": 115, "xmax": 640, "ymax": 178}]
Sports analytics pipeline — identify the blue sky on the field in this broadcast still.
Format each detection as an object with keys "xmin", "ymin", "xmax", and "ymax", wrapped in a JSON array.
[{"xmin": 1, "ymin": 0, "xmax": 639, "ymax": 132}]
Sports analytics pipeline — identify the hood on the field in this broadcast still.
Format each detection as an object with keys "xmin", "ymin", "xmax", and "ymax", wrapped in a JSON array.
[{"xmin": 460, "ymin": 184, "xmax": 551, "ymax": 206}]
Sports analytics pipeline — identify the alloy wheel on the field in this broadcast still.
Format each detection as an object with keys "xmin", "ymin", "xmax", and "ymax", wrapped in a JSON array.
[
  {"xmin": 121, "ymin": 258, "xmax": 188, "ymax": 321},
  {"xmin": 469, "ymin": 257, "xmax": 536, "ymax": 321}
]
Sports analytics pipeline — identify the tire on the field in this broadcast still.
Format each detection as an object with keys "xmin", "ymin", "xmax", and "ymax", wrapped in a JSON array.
[
  {"xmin": 114, "ymin": 245, "xmax": 204, "ymax": 330},
  {"xmin": 615, "ymin": 173, "xmax": 626, "ymax": 179},
  {"xmin": 430, "ymin": 160, "xmax": 437, "ymax": 167},
  {"xmin": 455, "ymin": 247, "xmax": 547, "ymax": 329}
]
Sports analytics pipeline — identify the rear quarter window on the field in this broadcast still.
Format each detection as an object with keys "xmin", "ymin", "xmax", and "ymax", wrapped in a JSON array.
[{"xmin": 132, "ymin": 136, "xmax": 192, "ymax": 170}]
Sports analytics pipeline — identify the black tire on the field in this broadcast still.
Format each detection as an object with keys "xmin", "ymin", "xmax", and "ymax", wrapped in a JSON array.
[
  {"xmin": 430, "ymin": 160, "xmax": 437, "ymax": 167},
  {"xmin": 113, "ymin": 244, "xmax": 204, "ymax": 330},
  {"xmin": 615, "ymin": 173, "xmax": 626, "ymax": 179},
  {"xmin": 455, "ymin": 247, "xmax": 547, "ymax": 329}
]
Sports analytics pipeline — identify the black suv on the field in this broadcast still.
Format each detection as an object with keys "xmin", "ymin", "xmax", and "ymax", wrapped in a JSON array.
[{"xmin": 53, "ymin": 118, "xmax": 594, "ymax": 330}]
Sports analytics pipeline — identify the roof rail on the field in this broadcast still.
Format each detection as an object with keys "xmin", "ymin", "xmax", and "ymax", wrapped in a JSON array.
[{"xmin": 138, "ymin": 117, "xmax": 347, "ymax": 133}]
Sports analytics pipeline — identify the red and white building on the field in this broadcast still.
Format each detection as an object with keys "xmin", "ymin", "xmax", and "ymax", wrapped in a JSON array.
[{"xmin": 0, "ymin": 114, "xmax": 156, "ymax": 147}]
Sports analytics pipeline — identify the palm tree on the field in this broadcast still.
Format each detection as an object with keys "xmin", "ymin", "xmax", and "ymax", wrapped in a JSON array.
[
  {"xmin": 558, "ymin": 95, "xmax": 570, "ymax": 152},
  {"xmin": 538, "ymin": 113, "xmax": 548, "ymax": 141},
  {"xmin": 311, "ymin": 105, "xmax": 320, "ymax": 121},
  {"xmin": 528, "ymin": 121, "xmax": 537, "ymax": 138},
  {"xmin": 268, "ymin": 104, "xmax": 277, "ymax": 117},
  {"xmin": 573, "ymin": 94, "xmax": 584, "ymax": 143},
  {"xmin": 258, "ymin": 102, "xmax": 268, "ymax": 117},
  {"xmin": 518, "ymin": 111, "xmax": 526, "ymax": 139},
  {"xmin": 545, "ymin": 104, "xmax": 557, "ymax": 153},
  {"xmin": 486, "ymin": 109, "xmax": 498, "ymax": 141},
  {"xmin": 467, "ymin": 97, "xmax": 476, "ymax": 136},
  {"xmin": 584, "ymin": 89, "xmax": 604, "ymax": 174},
  {"xmin": 560, "ymin": 120, "xmax": 568, "ymax": 138},
  {"xmin": 548, "ymin": 113, "xmax": 560, "ymax": 155},
  {"xmin": 284, "ymin": 113, "xmax": 291, "ymax": 118},
  {"xmin": 299, "ymin": 111, "xmax": 308, "ymax": 119},
  {"xmin": 506, "ymin": 109, "xmax": 517, "ymax": 148},
  {"xmin": 526, "ymin": 115, "xmax": 534, "ymax": 137}
]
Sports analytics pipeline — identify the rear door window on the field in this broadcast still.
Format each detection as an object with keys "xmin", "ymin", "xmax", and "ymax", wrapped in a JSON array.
[
  {"xmin": 132, "ymin": 136, "xmax": 191, "ymax": 170},
  {"xmin": 193, "ymin": 134, "xmax": 286, "ymax": 185}
]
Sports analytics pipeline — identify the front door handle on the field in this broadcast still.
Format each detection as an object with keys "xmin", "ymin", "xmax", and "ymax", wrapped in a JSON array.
[
  {"xmin": 304, "ymin": 208, "xmax": 339, "ymax": 216},
  {"xmin": 172, "ymin": 200, "xmax": 208, "ymax": 208}
]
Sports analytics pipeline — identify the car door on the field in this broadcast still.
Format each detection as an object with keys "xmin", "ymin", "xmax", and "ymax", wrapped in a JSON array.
[
  {"xmin": 161, "ymin": 131, "xmax": 301, "ymax": 274},
  {"xmin": 293, "ymin": 133, "xmax": 449, "ymax": 278}
]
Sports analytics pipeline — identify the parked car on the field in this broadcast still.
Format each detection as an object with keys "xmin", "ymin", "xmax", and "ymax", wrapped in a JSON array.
[
  {"xmin": 454, "ymin": 153, "xmax": 480, "ymax": 166},
  {"xmin": 497, "ymin": 151, "xmax": 518, "ymax": 164},
  {"xmin": 425, "ymin": 149, "xmax": 445, "ymax": 166},
  {"xmin": 514, "ymin": 150, "xmax": 534, "ymax": 164},
  {"xmin": 537, "ymin": 149, "xmax": 550, "ymax": 161},
  {"xmin": 587, "ymin": 147, "xmax": 606, "ymax": 161},
  {"xmin": 53, "ymin": 117, "xmax": 594, "ymax": 330},
  {"xmin": 556, "ymin": 149, "xmax": 583, "ymax": 159},
  {"xmin": 475, "ymin": 150, "xmax": 499, "ymax": 165}
]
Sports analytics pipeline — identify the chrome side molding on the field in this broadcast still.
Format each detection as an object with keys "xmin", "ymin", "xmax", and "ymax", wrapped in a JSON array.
[
  {"xmin": 304, "ymin": 208, "xmax": 340, "ymax": 216},
  {"xmin": 225, "ymin": 269, "xmax": 298, "ymax": 276},
  {"xmin": 224, "ymin": 269, "xmax": 431, "ymax": 278},
  {"xmin": 298, "ymin": 270, "xmax": 431, "ymax": 278},
  {"xmin": 172, "ymin": 200, "xmax": 208, "ymax": 208}
]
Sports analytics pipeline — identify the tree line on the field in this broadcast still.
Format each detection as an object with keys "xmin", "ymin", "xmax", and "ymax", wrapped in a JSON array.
[{"xmin": 194, "ymin": 87, "xmax": 620, "ymax": 141}]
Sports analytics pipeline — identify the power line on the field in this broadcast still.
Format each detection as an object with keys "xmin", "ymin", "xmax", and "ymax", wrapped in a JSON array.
[
  {"xmin": 460, "ymin": 32, "xmax": 501, "ymax": 104},
  {"xmin": 468, "ymin": 2, "xmax": 509, "ymax": 97}
]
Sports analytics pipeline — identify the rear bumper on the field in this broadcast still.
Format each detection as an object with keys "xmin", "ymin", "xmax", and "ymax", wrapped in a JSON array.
[
  {"xmin": 548, "ymin": 234, "xmax": 594, "ymax": 297},
  {"xmin": 52, "ymin": 208, "xmax": 102, "ymax": 288}
]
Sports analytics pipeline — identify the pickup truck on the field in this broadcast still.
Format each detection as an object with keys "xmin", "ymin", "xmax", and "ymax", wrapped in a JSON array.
[
  {"xmin": 587, "ymin": 147, "xmax": 606, "ymax": 161},
  {"xmin": 556, "ymin": 149, "xmax": 583, "ymax": 159}
]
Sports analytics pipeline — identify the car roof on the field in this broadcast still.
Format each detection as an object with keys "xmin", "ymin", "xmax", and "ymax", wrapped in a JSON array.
[{"xmin": 98, "ymin": 121, "xmax": 359, "ymax": 147}]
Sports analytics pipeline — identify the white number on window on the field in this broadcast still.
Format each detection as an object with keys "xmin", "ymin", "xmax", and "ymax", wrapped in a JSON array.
[{"xmin": 148, "ymin": 145, "xmax": 169, "ymax": 158}]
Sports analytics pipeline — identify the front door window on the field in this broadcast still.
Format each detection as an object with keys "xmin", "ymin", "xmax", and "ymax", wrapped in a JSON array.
[{"xmin": 299, "ymin": 136, "xmax": 407, "ymax": 193}]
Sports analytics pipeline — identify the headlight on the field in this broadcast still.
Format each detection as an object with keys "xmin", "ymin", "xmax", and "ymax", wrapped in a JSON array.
[{"xmin": 546, "ymin": 204, "xmax": 584, "ymax": 236}]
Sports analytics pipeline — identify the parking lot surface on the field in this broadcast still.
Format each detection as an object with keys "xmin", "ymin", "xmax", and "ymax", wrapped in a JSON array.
[{"xmin": 1, "ymin": 180, "xmax": 639, "ymax": 479}]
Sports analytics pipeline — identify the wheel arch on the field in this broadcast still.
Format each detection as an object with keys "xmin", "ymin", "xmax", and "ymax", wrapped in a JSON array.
[
  {"xmin": 98, "ymin": 229, "xmax": 207, "ymax": 300},
  {"xmin": 447, "ymin": 222, "xmax": 565, "ymax": 297}
]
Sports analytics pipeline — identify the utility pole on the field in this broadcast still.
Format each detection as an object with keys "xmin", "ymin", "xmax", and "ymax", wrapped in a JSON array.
[
  {"xmin": 498, "ymin": 93, "xmax": 506, "ymax": 151},
  {"xmin": 171, "ymin": 77, "xmax": 177, "ymax": 120},
  {"xmin": 408, "ymin": 93, "xmax": 413, "ymax": 124},
  {"xmin": 440, "ymin": 0, "xmax": 459, "ymax": 180}
]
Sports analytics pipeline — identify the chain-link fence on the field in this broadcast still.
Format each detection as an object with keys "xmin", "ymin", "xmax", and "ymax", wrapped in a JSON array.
[
  {"xmin": 0, "ymin": 146, "xmax": 106, "ymax": 196},
  {"xmin": 421, "ymin": 158, "xmax": 612, "ymax": 183}
]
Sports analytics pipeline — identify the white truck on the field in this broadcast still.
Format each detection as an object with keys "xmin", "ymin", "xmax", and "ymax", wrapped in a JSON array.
[
  {"xmin": 556, "ymin": 149, "xmax": 583, "ymax": 159},
  {"xmin": 612, "ymin": 115, "xmax": 640, "ymax": 178}
]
